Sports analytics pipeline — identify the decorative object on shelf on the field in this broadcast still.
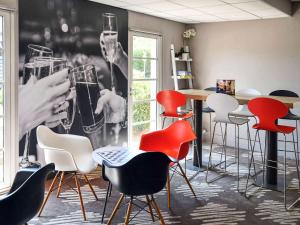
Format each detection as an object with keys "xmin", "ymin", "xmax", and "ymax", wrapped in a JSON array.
[
  {"xmin": 176, "ymin": 70, "xmax": 192, "ymax": 79},
  {"xmin": 175, "ymin": 47, "xmax": 185, "ymax": 58},
  {"xmin": 183, "ymin": 28, "xmax": 197, "ymax": 39}
]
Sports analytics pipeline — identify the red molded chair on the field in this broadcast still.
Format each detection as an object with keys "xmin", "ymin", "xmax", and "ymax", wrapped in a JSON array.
[
  {"xmin": 157, "ymin": 90, "xmax": 193, "ymax": 128},
  {"xmin": 140, "ymin": 120, "xmax": 197, "ymax": 209},
  {"xmin": 245, "ymin": 97, "xmax": 300, "ymax": 209}
]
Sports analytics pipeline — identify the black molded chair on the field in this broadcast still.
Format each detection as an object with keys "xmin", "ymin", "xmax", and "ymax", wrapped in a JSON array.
[
  {"xmin": 103, "ymin": 152, "xmax": 170, "ymax": 225},
  {"xmin": 269, "ymin": 90, "xmax": 300, "ymax": 156},
  {"xmin": 269, "ymin": 90, "xmax": 300, "ymax": 120},
  {"xmin": 0, "ymin": 163, "xmax": 55, "ymax": 225}
]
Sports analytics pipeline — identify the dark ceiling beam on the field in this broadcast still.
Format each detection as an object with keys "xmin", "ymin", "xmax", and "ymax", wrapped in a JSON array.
[{"xmin": 262, "ymin": 0, "xmax": 292, "ymax": 15}]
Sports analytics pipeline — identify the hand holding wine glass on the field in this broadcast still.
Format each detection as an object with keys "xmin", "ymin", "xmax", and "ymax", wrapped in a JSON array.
[
  {"xmin": 95, "ymin": 89, "xmax": 126, "ymax": 124},
  {"xmin": 99, "ymin": 32, "xmax": 128, "ymax": 79},
  {"xmin": 19, "ymin": 68, "xmax": 70, "ymax": 139}
]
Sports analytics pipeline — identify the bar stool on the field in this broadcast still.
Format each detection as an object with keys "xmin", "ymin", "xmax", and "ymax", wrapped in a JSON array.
[
  {"xmin": 157, "ymin": 90, "xmax": 197, "ymax": 175},
  {"xmin": 156, "ymin": 90, "xmax": 193, "ymax": 128},
  {"xmin": 229, "ymin": 89, "xmax": 264, "ymax": 167},
  {"xmin": 205, "ymin": 93, "xmax": 250, "ymax": 191},
  {"xmin": 245, "ymin": 97, "xmax": 300, "ymax": 210},
  {"xmin": 269, "ymin": 90, "xmax": 300, "ymax": 160}
]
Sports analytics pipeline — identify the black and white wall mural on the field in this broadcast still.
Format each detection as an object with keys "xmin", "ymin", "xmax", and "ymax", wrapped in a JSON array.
[{"xmin": 18, "ymin": 0, "xmax": 128, "ymax": 166}]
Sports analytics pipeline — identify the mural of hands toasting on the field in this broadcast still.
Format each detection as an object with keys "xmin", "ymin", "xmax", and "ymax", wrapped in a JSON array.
[{"xmin": 19, "ymin": 10, "xmax": 128, "ymax": 167}]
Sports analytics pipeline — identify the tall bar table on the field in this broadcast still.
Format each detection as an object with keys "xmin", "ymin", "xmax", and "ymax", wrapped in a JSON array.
[{"xmin": 178, "ymin": 89, "xmax": 300, "ymax": 188}]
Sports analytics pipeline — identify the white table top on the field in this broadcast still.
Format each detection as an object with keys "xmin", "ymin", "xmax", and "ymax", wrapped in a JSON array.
[
  {"xmin": 93, "ymin": 146, "xmax": 177, "ymax": 166},
  {"xmin": 92, "ymin": 146, "xmax": 144, "ymax": 166}
]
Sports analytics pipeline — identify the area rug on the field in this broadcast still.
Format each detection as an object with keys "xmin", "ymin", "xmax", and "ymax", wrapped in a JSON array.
[{"xmin": 29, "ymin": 147, "xmax": 300, "ymax": 225}]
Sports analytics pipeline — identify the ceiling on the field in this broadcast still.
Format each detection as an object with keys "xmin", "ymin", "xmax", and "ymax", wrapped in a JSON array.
[{"xmin": 89, "ymin": 0, "xmax": 293, "ymax": 23}]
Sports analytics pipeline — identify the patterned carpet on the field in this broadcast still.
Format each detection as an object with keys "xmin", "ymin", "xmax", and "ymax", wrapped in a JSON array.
[{"xmin": 29, "ymin": 146, "xmax": 300, "ymax": 225}]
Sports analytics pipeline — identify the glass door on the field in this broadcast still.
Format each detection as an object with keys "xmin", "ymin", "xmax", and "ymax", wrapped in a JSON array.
[{"xmin": 128, "ymin": 31, "xmax": 162, "ymax": 147}]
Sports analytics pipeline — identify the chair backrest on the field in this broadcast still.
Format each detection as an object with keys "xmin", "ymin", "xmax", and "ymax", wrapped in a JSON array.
[
  {"xmin": 156, "ymin": 90, "xmax": 187, "ymax": 116},
  {"xmin": 269, "ymin": 90, "xmax": 299, "ymax": 98},
  {"xmin": 206, "ymin": 93, "xmax": 239, "ymax": 122},
  {"xmin": 248, "ymin": 97, "xmax": 288, "ymax": 131},
  {"xmin": 0, "ymin": 164, "xmax": 54, "ymax": 225},
  {"xmin": 139, "ymin": 120, "xmax": 196, "ymax": 160},
  {"xmin": 204, "ymin": 87, "xmax": 217, "ymax": 92},
  {"xmin": 236, "ymin": 88, "xmax": 262, "ymax": 96},
  {"xmin": 103, "ymin": 152, "xmax": 170, "ymax": 196}
]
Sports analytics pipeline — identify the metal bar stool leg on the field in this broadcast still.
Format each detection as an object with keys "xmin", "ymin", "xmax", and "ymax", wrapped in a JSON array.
[
  {"xmin": 245, "ymin": 130, "xmax": 259, "ymax": 198},
  {"xmin": 292, "ymin": 133, "xmax": 300, "ymax": 186},
  {"xmin": 162, "ymin": 117, "xmax": 166, "ymax": 129},
  {"xmin": 237, "ymin": 125, "xmax": 240, "ymax": 192},
  {"xmin": 206, "ymin": 122, "xmax": 217, "ymax": 183},
  {"xmin": 224, "ymin": 123, "xmax": 228, "ymax": 172},
  {"xmin": 284, "ymin": 134, "xmax": 287, "ymax": 210}
]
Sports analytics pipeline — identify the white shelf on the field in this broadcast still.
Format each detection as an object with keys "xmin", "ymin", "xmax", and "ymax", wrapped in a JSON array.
[
  {"xmin": 172, "ymin": 76, "xmax": 193, "ymax": 80},
  {"xmin": 175, "ymin": 58, "xmax": 193, "ymax": 62}
]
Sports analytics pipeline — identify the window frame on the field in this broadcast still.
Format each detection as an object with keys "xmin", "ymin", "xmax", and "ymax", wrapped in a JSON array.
[
  {"xmin": 0, "ymin": 8, "xmax": 18, "ymax": 192},
  {"xmin": 128, "ymin": 30, "xmax": 162, "ymax": 146}
]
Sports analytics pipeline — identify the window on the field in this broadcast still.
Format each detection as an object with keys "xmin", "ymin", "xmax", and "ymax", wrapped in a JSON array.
[
  {"xmin": 0, "ymin": 9, "xmax": 16, "ymax": 191},
  {"xmin": 128, "ymin": 31, "xmax": 162, "ymax": 146}
]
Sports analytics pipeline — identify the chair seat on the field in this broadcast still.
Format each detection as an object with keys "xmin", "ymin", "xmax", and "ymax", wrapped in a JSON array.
[
  {"xmin": 281, "ymin": 112, "xmax": 300, "ymax": 121},
  {"xmin": 229, "ymin": 109, "xmax": 254, "ymax": 118},
  {"xmin": 214, "ymin": 116, "xmax": 249, "ymax": 125},
  {"xmin": 203, "ymin": 107, "xmax": 214, "ymax": 113},
  {"xmin": 161, "ymin": 111, "xmax": 193, "ymax": 119},
  {"xmin": 253, "ymin": 124, "xmax": 296, "ymax": 134}
]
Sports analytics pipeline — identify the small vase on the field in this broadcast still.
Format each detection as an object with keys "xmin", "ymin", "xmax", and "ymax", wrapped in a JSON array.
[{"xmin": 182, "ymin": 53, "xmax": 189, "ymax": 60}]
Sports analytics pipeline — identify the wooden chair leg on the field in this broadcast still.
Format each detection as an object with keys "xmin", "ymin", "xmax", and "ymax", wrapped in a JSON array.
[
  {"xmin": 125, "ymin": 197, "xmax": 133, "ymax": 225},
  {"xmin": 107, "ymin": 194, "xmax": 125, "ymax": 225},
  {"xmin": 56, "ymin": 172, "xmax": 65, "ymax": 198},
  {"xmin": 146, "ymin": 195, "xmax": 155, "ymax": 222},
  {"xmin": 167, "ymin": 171, "xmax": 171, "ymax": 209},
  {"xmin": 74, "ymin": 174, "xmax": 87, "ymax": 221},
  {"xmin": 38, "ymin": 171, "xmax": 60, "ymax": 217},
  {"xmin": 178, "ymin": 163, "xmax": 196, "ymax": 197},
  {"xmin": 83, "ymin": 175, "xmax": 98, "ymax": 200},
  {"xmin": 150, "ymin": 195, "xmax": 166, "ymax": 225}
]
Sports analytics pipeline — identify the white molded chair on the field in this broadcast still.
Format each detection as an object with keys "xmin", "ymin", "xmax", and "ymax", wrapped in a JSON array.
[
  {"xmin": 36, "ymin": 125, "xmax": 98, "ymax": 221},
  {"xmin": 206, "ymin": 93, "xmax": 250, "ymax": 191},
  {"xmin": 230, "ymin": 89, "xmax": 263, "ymax": 172},
  {"xmin": 230, "ymin": 88, "xmax": 262, "ymax": 118}
]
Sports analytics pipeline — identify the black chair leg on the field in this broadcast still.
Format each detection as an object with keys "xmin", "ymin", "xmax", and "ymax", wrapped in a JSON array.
[{"xmin": 102, "ymin": 182, "xmax": 112, "ymax": 224}]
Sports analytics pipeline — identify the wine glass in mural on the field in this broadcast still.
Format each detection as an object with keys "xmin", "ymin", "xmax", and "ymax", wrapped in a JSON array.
[
  {"xmin": 72, "ymin": 64, "xmax": 104, "ymax": 134},
  {"xmin": 49, "ymin": 58, "xmax": 76, "ymax": 133},
  {"xmin": 102, "ymin": 13, "xmax": 118, "ymax": 93},
  {"xmin": 20, "ymin": 45, "xmax": 53, "ymax": 168},
  {"xmin": 23, "ymin": 44, "xmax": 53, "ymax": 84}
]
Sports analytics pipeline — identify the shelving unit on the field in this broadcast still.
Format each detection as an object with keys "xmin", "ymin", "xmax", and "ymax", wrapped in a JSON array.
[{"xmin": 170, "ymin": 44, "xmax": 193, "ymax": 90}]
